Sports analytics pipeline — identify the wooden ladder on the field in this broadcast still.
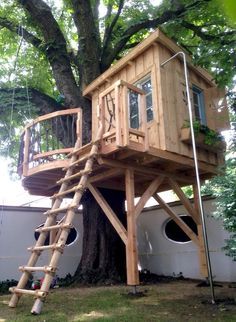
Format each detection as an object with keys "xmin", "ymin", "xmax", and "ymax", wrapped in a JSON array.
[{"xmin": 9, "ymin": 124, "xmax": 103, "ymax": 315}]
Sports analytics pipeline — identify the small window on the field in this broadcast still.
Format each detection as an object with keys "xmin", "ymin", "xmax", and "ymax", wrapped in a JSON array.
[
  {"xmin": 163, "ymin": 215, "xmax": 198, "ymax": 243},
  {"xmin": 192, "ymin": 85, "xmax": 206, "ymax": 125},
  {"xmin": 34, "ymin": 223, "xmax": 78, "ymax": 246},
  {"xmin": 128, "ymin": 75, "xmax": 153, "ymax": 129}
]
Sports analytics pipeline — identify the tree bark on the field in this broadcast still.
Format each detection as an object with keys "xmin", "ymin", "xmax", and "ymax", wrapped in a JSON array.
[{"xmin": 74, "ymin": 189, "xmax": 126, "ymax": 283}]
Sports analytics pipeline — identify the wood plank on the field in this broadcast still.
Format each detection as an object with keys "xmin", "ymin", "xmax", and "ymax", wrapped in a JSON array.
[
  {"xmin": 33, "ymin": 148, "xmax": 72, "ymax": 161},
  {"xmin": 193, "ymin": 184, "xmax": 208, "ymax": 277},
  {"xmin": 125, "ymin": 169, "xmax": 139, "ymax": 285},
  {"xmin": 167, "ymin": 178, "xmax": 200, "ymax": 224},
  {"xmin": 88, "ymin": 183, "xmax": 128, "ymax": 245},
  {"xmin": 98, "ymin": 157, "xmax": 193, "ymax": 184},
  {"xmin": 25, "ymin": 108, "xmax": 81, "ymax": 130},
  {"xmin": 153, "ymin": 194, "xmax": 199, "ymax": 246},
  {"xmin": 135, "ymin": 176, "xmax": 164, "ymax": 219}
]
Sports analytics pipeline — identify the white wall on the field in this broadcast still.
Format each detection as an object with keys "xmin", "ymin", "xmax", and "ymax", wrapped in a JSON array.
[
  {"xmin": 0, "ymin": 198, "xmax": 235, "ymax": 282},
  {"xmin": 137, "ymin": 198, "xmax": 236, "ymax": 282},
  {"xmin": 0, "ymin": 206, "xmax": 83, "ymax": 281}
]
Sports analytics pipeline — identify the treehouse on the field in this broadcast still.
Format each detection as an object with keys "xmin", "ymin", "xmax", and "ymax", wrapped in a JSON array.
[{"xmin": 12, "ymin": 29, "xmax": 229, "ymax": 314}]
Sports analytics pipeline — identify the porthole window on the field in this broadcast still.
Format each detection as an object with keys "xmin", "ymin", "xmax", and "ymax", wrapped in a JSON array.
[
  {"xmin": 163, "ymin": 215, "xmax": 198, "ymax": 243},
  {"xmin": 34, "ymin": 222, "xmax": 78, "ymax": 246}
]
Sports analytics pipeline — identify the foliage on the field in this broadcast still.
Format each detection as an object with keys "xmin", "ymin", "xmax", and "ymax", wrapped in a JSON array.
[
  {"xmin": 0, "ymin": 279, "xmax": 17, "ymax": 294},
  {"xmin": 182, "ymin": 120, "xmax": 223, "ymax": 146}
]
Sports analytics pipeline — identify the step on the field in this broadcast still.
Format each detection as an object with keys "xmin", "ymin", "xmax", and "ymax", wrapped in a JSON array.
[
  {"xmin": 57, "ymin": 169, "xmax": 92, "ymax": 184},
  {"xmin": 28, "ymin": 243, "xmax": 64, "ymax": 252},
  {"xmin": 9, "ymin": 287, "xmax": 47, "ymax": 298},
  {"xmin": 35, "ymin": 223, "xmax": 72, "ymax": 232},
  {"xmin": 50, "ymin": 185, "xmax": 84, "ymax": 200},
  {"xmin": 63, "ymin": 152, "xmax": 98, "ymax": 170},
  {"xmin": 44, "ymin": 203, "xmax": 77, "ymax": 215},
  {"xmin": 19, "ymin": 265, "xmax": 57, "ymax": 273}
]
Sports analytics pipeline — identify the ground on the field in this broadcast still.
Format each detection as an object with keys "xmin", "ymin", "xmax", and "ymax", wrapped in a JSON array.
[{"xmin": 0, "ymin": 280, "xmax": 236, "ymax": 321}]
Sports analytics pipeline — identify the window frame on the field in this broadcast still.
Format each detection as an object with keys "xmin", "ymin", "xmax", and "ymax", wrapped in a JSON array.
[{"xmin": 192, "ymin": 85, "xmax": 207, "ymax": 126}]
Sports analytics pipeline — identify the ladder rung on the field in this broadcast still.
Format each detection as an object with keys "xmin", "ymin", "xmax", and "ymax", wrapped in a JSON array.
[
  {"xmin": 35, "ymin": 223, "xmax": 72, "ymax": 232},
  {"xmin": 51, "ymin": 185, "xmax": 84, "ymax": 200},
  {"xmin": 28, "ymin": 243, "xmax": 64, "ymax": 252},
  {"xmin": 67, "ymin": 147, "xmax": 81, "ymax": 157},
  {"xmin": 64, "ymin": 152, "xmax": 98, "ymax": 170},
  {"xmin": 9, "ymin": 287, "xmax": 47, "ymax": 298},
  {"xmin": 57, "ymin": 169, "xmax": 92, "ymax": 184},
  {"xmin": 19, "ymin": 265, "xmax": 57, "ymax": 273},
  {"xmin": 44, "ymin": 203, "xmax": 77, "ymax": 215}
]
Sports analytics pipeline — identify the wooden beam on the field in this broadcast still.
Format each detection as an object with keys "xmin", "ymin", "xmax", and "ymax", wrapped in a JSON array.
[
  {"xmin": 89, "ymin": 168, "xmax": 124, "ymax": 183},
  {"xmin": 167, "ymin": 178, "xmax": 200, "ymax": 224},
  {"xmin": 153, "ymin": 194, "xmax": 199, "ymax": 246},
  {"xmin": 125, "ymin": 169, "xmax": 139, "ymax": 286},
  {"xmin": 87, "ymin": 183, "xmax": 128, "ymax": 245},
  {"xmin": 135, "ymin": 176, "xmax": 164, "ymax": 219},
  {"xmin": 98, "ymin": 157, "xmax": 193, "ymax": 184},
  {"xmin": 193, "ymin": 184, "xmax": 208, "ymax": 278}
]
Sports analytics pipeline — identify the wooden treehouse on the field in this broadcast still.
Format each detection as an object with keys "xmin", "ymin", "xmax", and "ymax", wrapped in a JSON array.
[{"xmin": 11, "ymin": 29, "xmax": 229, "ymax": 314}]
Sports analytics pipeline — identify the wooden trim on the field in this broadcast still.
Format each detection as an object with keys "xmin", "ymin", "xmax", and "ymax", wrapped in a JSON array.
[
  {"xmin": 135, "ymin": 176, "xmax": 164, "ymax": 219},
  {"xmin": 83, "ymin": 29, "xmax": 214, "ymax": 96},
  {"xmin": 76, "ymin": 108, "xmax": 83, "ymax": 146},
  {"xmin": 129, "ymin": 128, "xmax": 145, "ymax": 137},
  {"xmin": 25, "ymin": 108, "xmax": 81, "ymax": 130},
  {"xmin": 153, "ymin": 194, "xmax": 199, "ymax": 246},
  {"xmin": 125, "ymin": 169, "xmax": 139, "ymax": 285},
  {"xmin": 122, "ymin": 85, "xmax": 129, "ymax": 146},
  {"xmin": 27, "ymin": 160, "xmax": 69, "ymax": 176},
  {"xmin": 167, "ymin": 178, "xmax": 200, "ymax": 224},
  {"xmin": 88, "ymin": 183, "xmax": 128, "ymax": 245},
  {"xmin": 114, "ymin": 84, "xmax": 122, "ymax": 147},
  {"xmin": 33, "ymin": 148, "xmax": 73, "ymax": 161}
]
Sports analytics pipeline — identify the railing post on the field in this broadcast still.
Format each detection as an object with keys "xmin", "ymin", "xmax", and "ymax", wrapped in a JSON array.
[
  {"xmin": 122, "ymin": 83, "xmax": 130, "ymax": 147},
  {"xmin": 115, "ymin": 84, "xmax": 122, "ymax": 147},
  {"xmin": 76, "ymin": 108, "xmax": 83, "ymax": 148},
  {"xmin": 140, "ymin": 93, "xmax": 149, "ymax": 151},
  {"xmin": 23, "ymin": 127, "xmax": 30, "ymax": 176}
]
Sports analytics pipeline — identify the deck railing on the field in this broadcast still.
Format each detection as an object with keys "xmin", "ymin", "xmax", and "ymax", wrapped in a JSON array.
[
  {"xmin": 18, "ymin": 108, "xmax": 82, "ymax": 176},
  {"xmin": 99, "ymin": 80, "xmax": 149, "ymax": 151}
]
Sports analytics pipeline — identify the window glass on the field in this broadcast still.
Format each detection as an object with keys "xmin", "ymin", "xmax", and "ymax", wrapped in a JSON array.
[
  {"xmin": 163, "ymin": 215, "xmax": 198, "ymax": 243},
  {"xmin": 192, "ymin": 85, "xmax": 206, "ymax": 125},
  {"xmin": 128, "ymin": 75, "xmax": 153, "ymax": 129},
  {"xmin": 34, "ymin": 223, "xmax": 78, "ymax": 246}
]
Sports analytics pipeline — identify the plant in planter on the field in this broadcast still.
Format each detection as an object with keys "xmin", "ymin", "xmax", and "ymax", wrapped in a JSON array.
[{"xmin": 181, "ymin": 120, "xmax": 225, "ymax": 151}]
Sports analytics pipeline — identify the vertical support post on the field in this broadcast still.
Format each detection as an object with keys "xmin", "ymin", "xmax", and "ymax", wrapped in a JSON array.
[
  {"xmin": 114, "ymin": 84, "xmax": 122, "ymax": 147},
  {"xmin": 76, "ymin": 108, "xmax": 82, "ymax": 148},
  {"xmin": 125, "ymin": 169, "xmax": 139, "ymax": 286},
  {"xmin": 122, "ymin": 84, "xmax": 130, "ymax": 147},
  {"xmin": 23, "ymin": 127, "xmax": 30, "ymax": 176},
  {"xmin": 140, "ymin": 93, "xmax": 149, "ymax": 151},
  {"xmin": 193, "ymin": 184, "xmax": 208, "ymax": 278}
]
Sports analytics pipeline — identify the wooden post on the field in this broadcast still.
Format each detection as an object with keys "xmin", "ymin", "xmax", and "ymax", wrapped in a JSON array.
[
  {"xmin": 122, "ymin": 84, "xmax": 130, "ymax": 147},
  {"xmin": 23, "ymin": 128, "xmax": 30, "ymax": 176},
  {"xmin": 114, "ymin": 84, "xmax": 122, "ymax": 147},
  {"xmin": 76, "ymin": 108, "xmax": 82, "ymax": 148},
  {"xmin": 140, "ymin": 92, "xmax": 149, "ymax": 151},
  {"xmin": 125, "ymin": 169, "xmax": 139, "ymax": 286},
  {"xmin": 193, "ymin": 184, "xmax": 208, "ymax": 278}
]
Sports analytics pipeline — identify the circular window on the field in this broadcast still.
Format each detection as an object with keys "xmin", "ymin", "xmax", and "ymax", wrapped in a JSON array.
[
  {"xmin": 163, "ymin": 215, "xmax": 198, "ymax": 243},
  {"xmin": 34, "ymin": 223, "xmax": 78, "ymax": 246}
]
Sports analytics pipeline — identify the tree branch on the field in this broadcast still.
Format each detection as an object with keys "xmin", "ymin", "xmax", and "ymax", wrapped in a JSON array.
[
  {"xmin": 102, "ymin": 0, "xmax": 124, "ymax": 57},
  {"xmin": 101, "ymin": 0, "xmax": 209, "ymax": 70},
  {"xmin": 18, "ymin": 0, "xmax": 81, "ymax": 107},
  {"xmin": 0, "ymin": 17, "xmax": 43, "ymax": 50}
]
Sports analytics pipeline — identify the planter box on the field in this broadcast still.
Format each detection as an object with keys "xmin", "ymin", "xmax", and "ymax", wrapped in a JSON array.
[{"xmin": 180, "ymin": 127, "xmax": 226, "ymax": 152}]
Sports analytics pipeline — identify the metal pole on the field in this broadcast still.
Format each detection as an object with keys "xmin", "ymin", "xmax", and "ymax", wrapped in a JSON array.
[{"xmin": 161, "ymin": 52, "xmax": 216, "ymax": 304}]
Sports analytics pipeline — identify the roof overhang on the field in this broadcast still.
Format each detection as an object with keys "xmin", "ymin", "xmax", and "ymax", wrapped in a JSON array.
[{"xmin": 83, "ymin": 28, "xmax": 215, "ymax": 97}]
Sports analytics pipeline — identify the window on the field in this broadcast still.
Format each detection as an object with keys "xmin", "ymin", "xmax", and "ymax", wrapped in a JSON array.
[
  {"xmin": 192, "ymin": 85, "xmax": 206, "ymax": 125},
  {"xmin": 163, "ymin": 215, "xmax": 198, "ymax": 243},
  {"xmin": 128, "ymin": 76, "xmax": 153, "ymax": 129},
  {"xmin": 34, "ymin": 222, "xmax": 78, "ymax": 246}
]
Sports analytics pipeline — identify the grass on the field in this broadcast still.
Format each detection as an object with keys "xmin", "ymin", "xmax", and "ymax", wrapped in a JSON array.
[{"xmin": 0, "ymin": 280, "xmax": 236, "ymax": 322}]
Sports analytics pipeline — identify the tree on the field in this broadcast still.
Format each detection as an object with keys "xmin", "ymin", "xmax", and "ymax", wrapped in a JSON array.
[{"xmin": 0, "ymin": 0, "xmax": 235, "ymax": 282}]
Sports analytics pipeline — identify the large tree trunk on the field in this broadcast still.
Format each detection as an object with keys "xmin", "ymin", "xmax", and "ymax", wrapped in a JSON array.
[{"xmin": 73, "ymin": 189, "xmax": 126, "ymax": 284}]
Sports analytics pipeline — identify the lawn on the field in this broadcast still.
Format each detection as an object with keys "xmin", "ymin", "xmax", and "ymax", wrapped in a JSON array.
[{"xmin": 0, "ymin": 280, "xmax": 235, "ymax": 322}]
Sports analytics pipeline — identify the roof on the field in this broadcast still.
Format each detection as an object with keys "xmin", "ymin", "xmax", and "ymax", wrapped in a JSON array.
[{"xmin": 83, "ymin": 28, "xmax": 215, "ymax": 97}]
